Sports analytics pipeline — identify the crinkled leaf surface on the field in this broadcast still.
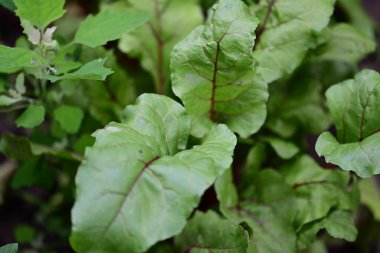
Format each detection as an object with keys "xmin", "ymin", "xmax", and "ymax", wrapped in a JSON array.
[
  {"xmin": 171, "ymin": 0, "xmax": 268, "ymax": 138},
  {"xmin": 44, "ymin": 59, "xmax": 113, "ymax": 82},
  {"xmin": 14, "ymin": 0, "xmax": 65, "ymax": 29},
  {"xmin": 324, "ymin": 210, "xmax": 357, "ymax": 242},
  {"xmin": 74, "ymin": 10, "xmax": 149, "ymax": 48},
  {"xmin": 252, "ymin": 0, "xmax": 335, "ymax": 83},
  {"xmin": 71, "ymin": 94, "xmax": 236, "ymax": 253},
  {"xmin": 118, "ymin": 0, "xmax": 203, "ymax": 93},
  {"xmin": 0, "ymin": 45, "xmax": 40, "ymax": 73},
  {"xmin": 175, "ymin": 211, "xmax": 249, "ymax": 253},
  {"xmin": 316, "ymin": 69, "xmax": 380, "ymax": 177},
  {"xmin": 314, "ymin": 24, "xmax": 376, "ymax": 64}
]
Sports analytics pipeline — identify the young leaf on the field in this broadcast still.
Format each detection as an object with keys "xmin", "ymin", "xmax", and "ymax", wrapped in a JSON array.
[
  {"xmin": 44, "ymin": 58, "xmax": 113, "ymax": 82},
  {"xmin": 15, "ymin": 104, "xmax": 45, "ymax": 128},
  {"xmin": 324, "ymin": 210, "xmax": 357, "ymax": 242},
  {"xmin": 252, "ymin": 0, "xmax": 335, "ymax": 83},
  {"xmin": 175, "ymin": 211, "xmax": 249, "ymax": 253},
  {"xmin": 0, "ymin": 95, "xmax": 21, "ymax": 106},
  {"xmin": 14, "ymin": 0, "xmax": 66, "ymax": 30},
  {"xmin": 118, "ymin": 0, "xmax": 203, "ymax": 93},
  {"xmin": 171, "ymin": 0, "xmax": 268, "ymax": 138},
  {"xmin": 71, "ymin": 94, "xmax": 236, "ymax": 253},
  {"xmin": 314, "ymin": 24, "xmax": 376, "ymax": 64},
  {"xmin": 316, "ymin": 69, "xmax": 380, "ymax": 177},
  {"xmin": 54, "ymin": 105, "xmax": 84, "ymax": 134},
  {"xmin": 15, "ymin": 73, "xmax": 25, "ymax": 94},
  {"xmin": 0, "ymin": 244, "xmax": 18, "ymax": 253},
  {"xmin": 263, "ymin": 136, "xmax": 299, "ymax": 159},
  {"xmin": 74, "ymin": 10, "xmax": 149, "ymax": 48},
  {"xmin": 0, "ymin": 45, "xmax": 40, "ymax": 73},
  {"xmin": 20, "ymin": 19, "xmax": 41, "ymax": 45}
]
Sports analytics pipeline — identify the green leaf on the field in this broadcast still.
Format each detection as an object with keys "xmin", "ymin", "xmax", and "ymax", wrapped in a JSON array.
[
  {"xmin": 118, "ymin": 0, "xmax": 203, "ymax": 93},
  {"xmin": 74, "ymin": 10, "xmax": 149, "ymax": 48},
  {"xmin": 15, "ymin": 73, "xmax": 25, "ymax": 94},
  {"xmin": 54, "ymin": 105, "xmax": 84, "ymax": 134},
  {"xmin": 316, "ymin": 69, "xmax": 380, "ymax": 177},
  {"xmin": 0, "ymin": 244, "xmax": 18, "ymax": 253},
  {"xmin": 0, "ymin": 45, "xmax": 40, "ymax": 73},
  {"xmin": 14, "ymin": 225, "xmax": 36, "ymax": 243},
  {"xmin": 360, "ymin": 178, "xmax": 380, "ymax": 221},
  {"xmin": 44, "ymin": 59, "xmax": 113, "ymax": 82},
  {"xmin": 252, "ymin": 0, "xmax": 335, "ymax": 83},
  {"xmin": 15, "ymin": 104, "xmax": 45, "ymax": 128},
  {"xmin": 171, "ymin": 0, "xmax": 268, "ymax": 138},
  {"xmin": 0, "ymin": 95, "xmax": 21, "ymax": 106},
  {"xmin": 175, "ymin": 211, "xmax": 249, "ymax": 253},
  {"xmin": 71, "ymin": 94, "xmax": 236, "ymax": 253},
  {"xmin": 0, "ymin": 0, "xmax": 15, "ymax": 11},
  {"xmin": 324, "ymin": 210, "xmax": 357, "ymax": 242},
  {"xmin": 263, "ymin": 137, "xmax": 299, "ymax": 159},
  {"xmin": 314, "ymin": 24, "xmax": 376, "ymax": 64},
  {"xmin": 14, "ymin": 0, "xmax": 66, "ymax": 29}
]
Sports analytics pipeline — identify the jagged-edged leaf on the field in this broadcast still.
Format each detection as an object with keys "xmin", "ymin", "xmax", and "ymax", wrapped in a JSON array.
[
  {"xmin": 0, "ymin": 244, "xmax": 18, "ymax": 253},
  {"xmin": 74, "ymin": 10, "xmax": 149, "ymax": 48},
  {"xmin": 13, "ymin": 0, "xmax": 65, "ymax": 29},
  {"xmin": 171, "ymin": 0, "xmax": 268, "ymax": 138},
  {"xmin": 313, "ymin": 24, "xmax": 376, "ymax": 64},
  {"xmin": 0, "ymin": 0, "xmax": 15, "ymax": 11},
  {"xmin": 71, "ymin": 94, "xmax": 236, "ymax": 253},
  {"xmin": 215, "ymin": 169, "xmax": 297, "ymax": 253},
  {"xmin": 0, "ymin": 45, "xmax": 41, "ymax": 73},
  {"xmin": 316, "ymin": 69, "xmax": 380, "ymax": 177},
  {"xmin": 252, "ymin": 0, "xmax": 335, "ymax": 83},
  {"xmin": 15, "ymin": 104, "xmax": 45, "ymax": 128},
  {"xmin": 44, "ymin": 59, "xmax": 113, "ymax": 82},
  {"xmin": 118, "ymin": 0, "xmax": 203, "ymax": 93},
  {"xmin": 175, "ymin": 211, "xmax": 249, "ymax": 253},
  {"xmin": 360, "ymin": 178, "xmax": 380, "ymax": 221}
]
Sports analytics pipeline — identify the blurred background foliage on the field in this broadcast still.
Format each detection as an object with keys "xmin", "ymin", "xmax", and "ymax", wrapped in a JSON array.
[{"xmin": 0, "ymin": 0, "xmax": 379, "ymax": 252}]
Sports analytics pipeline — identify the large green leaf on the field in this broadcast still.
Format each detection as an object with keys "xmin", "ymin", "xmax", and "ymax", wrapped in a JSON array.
[
  {"xmin": 74, "ymin": 10, "xmax": 149, "ymax": 48},
  {"xmin": 71, "ymin": 94, "xmax": 236, "ymax": 253},
  {"xmin": 316, "ymin": 69, "xmax": 380, "ymax": 177},
  {"xmin": 118, "ymin": 0, "xmax": 203, "ymax": 94},
  {"xmin": 14, "ymin": 0, "xmax": 65, "ymax": 29},
  {"xmin": 313, "ymin": 24, "xmax": 376, "ymax": 64},
  {"xmin": 0, "ymin": 45, "xmax": 40, "ymax": 73},
  {"xmin": 175, "ymin": 211, "xmax": 249, "ymax": 252},
  {"xmin": 171, "ymin": 0, "xmax": 268, "ymax": 138},
  {"xmin": 252, "ymin": 0, "xmax": 335, "ymax": 83}
]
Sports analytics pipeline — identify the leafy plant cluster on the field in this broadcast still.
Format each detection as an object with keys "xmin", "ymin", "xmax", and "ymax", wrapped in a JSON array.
[{"xmin": 0, "ymin": 0, "xmax": 379, "ymax": 252}]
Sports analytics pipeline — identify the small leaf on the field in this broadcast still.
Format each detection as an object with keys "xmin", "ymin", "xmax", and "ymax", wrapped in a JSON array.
[
  {"xmin": 316, "ymin": 69, "xmax": 380, "ymax": 177},
  {"xmin": 324, "ymin": 210, "xmax": 357, "ymax": 242},
  {"xmin": 43, "ymin": 26, "xmax": 57, "ymax": 45},
  {"xmin": 264, "ymin": 137, "xmax": 299, "ymax": 159},
  {"xmin": 0, "ymin": 95, "xmax": 21, "ymax": 106},
  {"xmin": 0, "ymin": 244, "xmax": 18, "ymax": 253},
  {"xmin": 0, "ymin": 45, "xmax": 41, "ymax": 73},
  {"xmin": 20, "ymin": 19, "xmax": 40, "ymax": 45},
  {"xmin": 171, "ymin": 0, "xmax": 268, "ymax": 138},
  {"xmin": 175, "ymin": 211, "xmax": 249, "ymax": 253},
  {"xmin": 14, "ymin": 0, "xmax": 66, "ymax": 29},
  {"xmin": 71, "ymin": 94, "xmax": 236, "ymax": 253},
  {"xmin": 44, "ymin": 59, "xmax": 113, "ymax": 82},
  {"xmin": 15, "ymin": 73, "xmax": 25, "ymax": 94},
  {"xmin": 14, "ymin": 225, "xmax": 36, "ymax": 243},
  {"xmin": 74, "ymin": 10, "xmax": 149, "ymax": 48},
  {"xmin": 54, "ymin": 105, "xmax": 84, "ymax": 134},
  {"xmin": 15, "ymin": 104, "xmax": 45, "ymax": 128}
]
